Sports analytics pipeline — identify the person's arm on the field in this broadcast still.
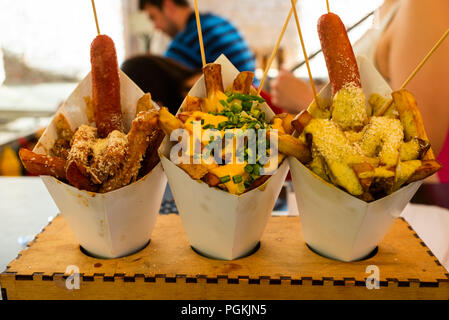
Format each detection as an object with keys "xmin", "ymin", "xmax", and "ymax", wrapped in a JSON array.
[
  {"xmin": 270, "ymin": 70, "xmax": 313, "ymax": 114},
  {"xmin": 388, "ymin": 0, "xmax": 449, "ymax": 154}
]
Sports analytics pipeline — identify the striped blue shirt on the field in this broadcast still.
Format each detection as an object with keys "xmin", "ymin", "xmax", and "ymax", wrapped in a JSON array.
[{"xmin": 165, "ymin": 13, "xmax": 255, "ymax": 72}]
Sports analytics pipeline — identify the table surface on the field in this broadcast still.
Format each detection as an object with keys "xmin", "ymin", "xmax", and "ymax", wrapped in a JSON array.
[{"xmin": 0, "ymin": 177, "xmax": 448, "ymax": 298}]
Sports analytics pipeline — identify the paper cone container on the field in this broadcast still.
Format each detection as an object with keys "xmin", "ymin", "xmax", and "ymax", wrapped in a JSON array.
[
  {"xmin": 33, "ymin": 70, "xmax": 167, "ymax": 259},
  {"xmin": 288, "ymin": 56, "xmax": 423, "ymax": 262},
  {"xmin": 160, "ymin": 55, "xmax": 289, "ymax": 260}
]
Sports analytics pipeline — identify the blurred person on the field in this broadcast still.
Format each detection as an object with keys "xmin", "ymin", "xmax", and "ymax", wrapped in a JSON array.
[
  {"xmin": 270, "ymin": 0, "xmax": 449, "ymax": 182},
  {"xmin": 122, "ymin": 0, "xmax": 256, "ymax": 114},
  {"xmin": 140, "ymin": 0, "xmax": 255, "ymax": 72}
]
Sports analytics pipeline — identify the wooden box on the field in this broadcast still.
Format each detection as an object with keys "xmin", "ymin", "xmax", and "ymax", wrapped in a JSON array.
[{"xmin": 1, "ymin": 214, "xmax": 448, "ymax": 300}]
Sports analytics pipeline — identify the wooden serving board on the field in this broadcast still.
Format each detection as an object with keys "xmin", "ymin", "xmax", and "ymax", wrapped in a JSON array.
[{"xmin": 1, "ymin": 214, "xmax": 448, "ymax": 300}]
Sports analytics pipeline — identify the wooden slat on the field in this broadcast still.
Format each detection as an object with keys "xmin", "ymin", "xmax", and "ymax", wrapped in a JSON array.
[{"xmin": 1, "ymin": 214, "xmax": 448, "ymax": 300}]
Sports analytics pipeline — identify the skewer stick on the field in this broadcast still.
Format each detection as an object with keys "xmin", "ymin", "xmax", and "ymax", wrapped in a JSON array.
[
  {"xmin": 400, "ymin": 28, "xmax": 449, "ymax": 89},
  {"xmin": 326, "ymin": 0, "xmax": 330, "ymax": 13},
  {"xmin": 91, "ymin": 0, "xmax": 101, "ymax": 35},
  {"xmin": 375, "ymin": 28, "xmax": 449, "ymax": 116},
  {"xmin": 257, "ymin": 0, "xmax": 297, "ymax": 95},
  {"xmin": 193, "ymin": 0, "xmax": 206, "ymax": 67},
  {"xmin": 291, "ymin": 0, "xmax": 320, "ymax": 108}
]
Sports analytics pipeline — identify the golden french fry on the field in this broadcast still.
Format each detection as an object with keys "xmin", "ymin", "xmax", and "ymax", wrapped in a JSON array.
[
  {"xmin": 246, "ymin": 175, "xmax": 270, "ymax": 192},
  {"xmin": 393, "ymin": 89, "xmax": 435, "ymax": 160},
  {"xmin": 274, "ymin": 113, "xmax": 295, "ymax": 135},
  {"xmin": 183, "ymin": 95, "xmax": 203, "ymax": 112},
  {"xmin": 369, "ymin": 168, "xmax": 396, "ymax": 197},
  {"xmin": 306, "ymin": 148, "xmax": 329, "ymax": 182},
  {"xmin": 19, "ymin": 148, "xmax": 67, "ymax": 179},
  {"xmin": 49, "ymin": 113, "xmax": 73, "ymax": 160},
  {"xmin": 158, "ymin": 107, "xmax": 184, "ymax": 136},
  {"xmin": 359, "ymin": 192, "xmax": 375, "ymax": 202},
  {"xmin": 101, "ymin": 110, "xmax": 160, "ymax": 192},
  {"xmin": 291, "ymin": 110, "xmax": 313, "ymax": 134},
  {"xmin": 179, "ymin": 163, "xmax": 209, "ymax": 180},
  {"xmin": 203, "ymin": 63, "xmax": 224, "ymax": 98},
  {"xmin": 399, "ymin": 138, "xmax": 430, "ymax": 161},
  {"xmin": 177, "ymin": 111, "xmax": 194, "ymax": 123},
  {"xmin": 276, "ymin": 133, "xmax": 312, "ymax": 163},
  {"xmin": 392, "ymin": 160, "xmax": 422, "ymax": 192},
  {"xmin": 352, "ymin": 162, "xmax": 374, "ymax": 192},
  {"xmin": 66, "ymin": 160, "xmax": 98, "ymax": 192},
  {"xmin": 139, "ymin": 127, "xmax": 165, "ymax": 177},
  {"xmin": 369, "ymin": 93, "xmax": 396, "ymax": 118},
  {"xmin": 406, "ymin": 160, "xmax": 442, "ymax": 183},
  {"xmin": 203, "ymin": 172, "xmax": 221, "ymax": 187},
  {"xmin": 232, "ymin": 71, "xmax": 254, "ymax": 94},
  {"xmin": 136, "ymin": 93, "xmax": 154, "ymax": 114}
]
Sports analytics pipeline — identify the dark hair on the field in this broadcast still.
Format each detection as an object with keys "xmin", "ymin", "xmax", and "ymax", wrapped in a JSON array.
[
  {"xmin": 139, "ymin": 0, "xmax": 189, "ymax": 10},
  {"xmin": 121, "ymin": 55, "xmax": 198, "ymax": 115}
]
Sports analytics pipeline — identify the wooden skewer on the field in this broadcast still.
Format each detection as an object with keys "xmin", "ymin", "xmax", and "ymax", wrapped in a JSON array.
[
  {"xmin": 375, "ymin": 28, "xmax": 449, "ymax": 116},
  {"xmin": 257, "ymin": 0, "xmax": 297, "ymax": 95},
  {"xmin": 193, "ymin": 0, "xmax": 206, "ymax": 67},
  {"xmin": 326, "ymin": 0, "xmax": 330, "ymax": 13},
  {"xmin": 291, "ymin": 0, "xmax": 320, "ymax": 108},
  {"xmin": 91, "ymin": 0, "xmax": 101, "ymax": 35}
]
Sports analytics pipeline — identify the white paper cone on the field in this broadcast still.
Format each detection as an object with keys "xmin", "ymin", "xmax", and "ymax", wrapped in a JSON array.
[
  {"xmin": 160, "ymin": 55, "xmax": 289, "ymax": 260},
  {"xmin": 33, "ymin": 70, "xmax": 167, "ymax": 259},
  {"xmin": 288, "ymin": 56, "xmax": 423, "ymax": 262}
]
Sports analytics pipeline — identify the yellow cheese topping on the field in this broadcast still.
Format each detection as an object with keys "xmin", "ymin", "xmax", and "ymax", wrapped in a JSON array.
[
  {"xmin": 357, "ymin": 116, "xmax": 403, "ymax": 168},
  {"xmin": 332, "ymin": 84, "xmax": 368, "ymax": 130}
]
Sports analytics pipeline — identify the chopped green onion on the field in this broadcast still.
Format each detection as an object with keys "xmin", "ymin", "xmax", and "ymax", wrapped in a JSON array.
[
  {"xmin": 242, "ymin": 100, "xmax": 252, "ymax": 111},
  {"xmin": 253, "ymin": 164, "xmax": 260, "ymax": 175},
  {"xmin": 231, "ymin": 103, "xmax": 242, "ymax": 113},
  {"xmin": 244, "ymin": 164, "xmax": 253, "ymax": 173},
  {"xmin": 219, "ymin": 100, "xmax": 229, "ymax": 108},
  {"xmin": 232, "ymin": 175, "xmax": 242, "ymax": 183},
  {"xmin": 202, "ymin": 124, "xmax": 215, "ymax": 130},
  {"xmin": 220, "ymin": 175, "xmax": 231, "ymax": 183}
]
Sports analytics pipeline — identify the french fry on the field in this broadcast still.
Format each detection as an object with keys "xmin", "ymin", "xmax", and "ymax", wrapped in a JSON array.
[
  {"xmin": 274, "ymin": 113, "xmax": 295, "ymax": 135},
  {"xmin": 392, "ymin": 160, "xmax": 422, "ymax": 192},
  {"xmin": 359, "ymin": 192, "xmax": 375, "ymax": 202},
  {"xmin": 66, "ymin": 160, "xmax": 98, "ymax": 192},
  {"xmin": 352, "ymin": 162, "xmax": 375, "ymax": 192},
  {"xmin": 138, "ymin": 127, "xmax": 165, "ymax": 177},
  {"xmin": 406, "ymin": 160, "xmax": 442, "ymax": 183},
  {"xmin": 277, "ymin": 133, "xmax": 312, "ymax": 163},
  {"xmin": 19, "ymin": 148, "xmax": 67, "ymax": 179},
  {"xmin": 306, "ymin": 147, "xmax": 329, "ymax": 182},
  {"xmin": 179, "ymin": 163, "xmax": 209, "ymax": 180},
  {"xmin": 399, "ymin": 138, "xmax": 430, "ymax": 161},
  {"xmin": 183, "ymin": 95, "xmax": 203, "ymax": 112},
  {"xmin": 393, "ymin": 89, "xmax": 434, "ymax": 160},
  {"xmin": 136, "ymin": 93, "xmax": 154, "ymax": 114},
  {"xmin": 360, "ymin": 165, "xmax": 396, "ymax": 196},
  {"xmin": 246, "ymin": 175, "xmax": 270, "ymax": 192},
  {"xmin": 203, "ymin": 172, "xmax": 221, "ymax": 187},
  {"xmin": 101, "ymin": 110, "xmax": 160, "ymax": 192},
  {"xmin": 203, "ymin": 63, "xmax": 224, "ymax": 98},
  {"xmin": 369, "ymin": 93, "xmax": 396, "ymax": 118},
  {"xmin": 232, "ymin": 71, "xmax": 254, "ymax": 94},
  {"xmin": 177, "ymin": 111, "xmax": 194, "ymax": 123},
  {"xmin": 291, "ymin": 110, "xmax": 313, "ymax": 134},
  {"xmin": 158, "ymin": 107, "xmax": 184, "ymax": 136},
  {"xmin": 358, "ymin": 117, "xmax": 403, "ymax": 168}
]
